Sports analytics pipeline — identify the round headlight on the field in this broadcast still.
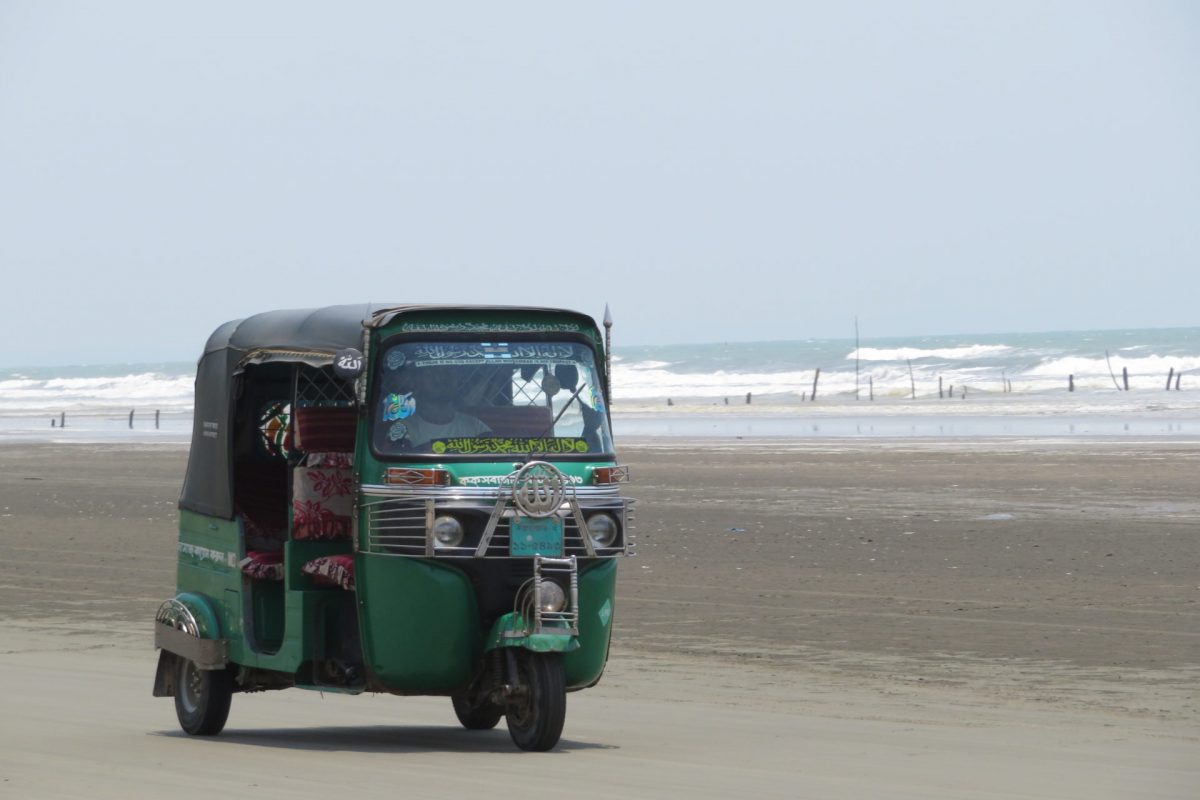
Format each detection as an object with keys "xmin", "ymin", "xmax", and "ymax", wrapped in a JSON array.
[
  {"xmin": 431, "ymin": 515, "xmax": 464, "ymax": 549},
  {"xmin": 586, "ymin": 513, "xmax": 619, "ymax": 548},
  {"xmin": 538, "ymin": 581, "xmax": 566, "ymax": 613}
]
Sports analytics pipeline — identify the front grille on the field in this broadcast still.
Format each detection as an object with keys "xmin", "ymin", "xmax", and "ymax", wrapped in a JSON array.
[{"xmin": 361, "ymin": 493, "xmax": 633, "ymax": 559}]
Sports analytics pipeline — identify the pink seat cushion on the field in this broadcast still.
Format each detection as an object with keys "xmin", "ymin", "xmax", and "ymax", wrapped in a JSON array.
[
  {"xmin": 303, "ymin": 554, "xmax": 356, "ymax": 590},
  {"xmin": 292, "ymin": 464, "xmax": 353, "ymax": 540},
  {"xmin": 293, "ymin": 407, "xmax": 357, "ymax": 453},
  {"xmin": 239, "ymin": 550, "xmax": 283, "ymax": 581}
]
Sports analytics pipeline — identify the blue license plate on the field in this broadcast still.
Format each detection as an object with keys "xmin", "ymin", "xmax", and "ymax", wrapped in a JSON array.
[{"xmin": 510, "ymin": 516, "xmax": 563, "ymax": 557}]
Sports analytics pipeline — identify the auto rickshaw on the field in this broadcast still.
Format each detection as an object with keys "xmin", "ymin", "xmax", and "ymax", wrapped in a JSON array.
[{"xmin": 153, "ymin": 304, "xmax": 633, "ymax": 751}]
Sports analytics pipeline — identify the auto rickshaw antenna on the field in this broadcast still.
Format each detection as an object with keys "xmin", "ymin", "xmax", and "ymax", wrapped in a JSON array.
[{"xmin": 603, "ymin": 304, "xmax": 612, "ymax": 404}]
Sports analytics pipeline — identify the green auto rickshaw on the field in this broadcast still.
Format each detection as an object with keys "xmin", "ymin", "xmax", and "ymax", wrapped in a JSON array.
[{"xmin": 153, "ymin": 304, "xmax": 633, "ymax": 751}]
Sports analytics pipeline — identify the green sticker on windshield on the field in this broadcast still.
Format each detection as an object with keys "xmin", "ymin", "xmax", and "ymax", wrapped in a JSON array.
[{"xmin": 431, "ymin": 437, "xmax": 588, "ymax": 455}]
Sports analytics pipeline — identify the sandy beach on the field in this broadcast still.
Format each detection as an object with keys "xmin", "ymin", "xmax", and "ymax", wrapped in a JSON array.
[{"xmin": 1, "ymin": 438, "xmax": 1197, "ymax": 798}]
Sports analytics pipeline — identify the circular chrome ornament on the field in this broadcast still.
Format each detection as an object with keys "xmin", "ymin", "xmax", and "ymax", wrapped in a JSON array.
[{"xmin": 512, "ymin": 461, "xmax": 567, "ymax": 518}]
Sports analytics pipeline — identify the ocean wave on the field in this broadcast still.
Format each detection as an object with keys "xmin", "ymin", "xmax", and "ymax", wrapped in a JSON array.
[
  {"xmin": 622, "ymin": 360, "xmax": 673, "ymax": 370},
  {"xmin": 850, "ymin": 344, "xmax": 1013, "ymax": 361},
  {"xmin": 1027, "ymin": 354, "xmax": 1200, "ymax": 378},
  {"xmin": 0, "ymin": 372, "xmax": 195, "ymax": 413}
]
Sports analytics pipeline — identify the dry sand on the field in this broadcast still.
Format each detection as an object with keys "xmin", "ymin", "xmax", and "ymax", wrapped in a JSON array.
[{"xmin": 0, "ymin": 439, "xmax": 1197, "ymax": 798}]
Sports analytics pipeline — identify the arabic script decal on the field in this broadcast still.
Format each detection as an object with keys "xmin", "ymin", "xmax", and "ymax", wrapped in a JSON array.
[
  {"xmin": 399, "ymin": 322, "xmax": 584, "ymax": 333},
  {"xmin": 431, "ymin": 437, "xmax": 589, "ymax": 455}
]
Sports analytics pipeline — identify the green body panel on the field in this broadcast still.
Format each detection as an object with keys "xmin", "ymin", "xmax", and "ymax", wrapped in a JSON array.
[
  {"xmin": 176, "ymin": 510, "xmax": 241, "ymax": 638},
  {"xmin": 376, "ymin": 309, "xmax": 601, "ymax": 349},
  {"xmin": 561, "ymin": 559, "xmax": 618, "ymax": 688},
  {"xmin": 356, "ymin": 554, "xmax": 482, "ymax": 692}
]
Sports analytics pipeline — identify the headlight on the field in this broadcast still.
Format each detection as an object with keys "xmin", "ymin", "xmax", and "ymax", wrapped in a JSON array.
[
  {"xmin": 431, "ymin": 515, "xmax": 464, "ymax": 549},
  {"xmin": 538, "ymin": 581, "xmax": 566, "ymax": 613},
  {"xmin": 586, "ymin": 513, "xmax": 619, "ymax": 548}
]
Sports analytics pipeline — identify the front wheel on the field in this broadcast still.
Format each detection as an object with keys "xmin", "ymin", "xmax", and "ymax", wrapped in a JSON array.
[
  {"xmin": 174, "ymin": 656, "xmax": 233, "ymax": 736},
  {"xmin": 505, "ymin": 651, "xmax": 566, "ymax": 751}
]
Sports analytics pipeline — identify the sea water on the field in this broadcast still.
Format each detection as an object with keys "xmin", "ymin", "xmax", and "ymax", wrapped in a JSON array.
[{"xmin": 3, "ymin": 327, "xmax": 1199, "ymax": 441}]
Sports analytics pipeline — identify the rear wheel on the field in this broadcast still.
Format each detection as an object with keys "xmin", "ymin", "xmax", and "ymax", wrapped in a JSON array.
[
  {"xmin": 451, "ymin": 690, "xmax": 504, "ymax": 730},
  {"xmin": 174, "ymin": 657, "xmax": 233, "ymax": 736},
  {"xmin": 505, "ymin": 651, "xmax": 565, "ymax": 751}
]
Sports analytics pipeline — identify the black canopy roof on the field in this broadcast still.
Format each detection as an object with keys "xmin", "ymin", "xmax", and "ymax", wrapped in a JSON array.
[{"xmin": 200, "ymin": 303, "xmax": 381, "ymax": 358}]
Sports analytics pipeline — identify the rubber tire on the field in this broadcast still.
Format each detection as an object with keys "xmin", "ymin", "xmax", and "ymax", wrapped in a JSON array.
[
  {"xmin": 451, "ymin": 691, "xmax": 504, "ymax": 730},
  {"xmin": 505, "ymin": 652, "xmax": 566, "ymax": 752},
  {"xmin": 174, "ymin": 657, "xmax": 233, "ymax": 736}
]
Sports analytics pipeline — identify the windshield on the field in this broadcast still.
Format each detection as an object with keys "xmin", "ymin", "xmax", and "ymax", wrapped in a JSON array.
[{"xmin": 372, "ymin": 339, "xmax": 613, "ymax": 458}]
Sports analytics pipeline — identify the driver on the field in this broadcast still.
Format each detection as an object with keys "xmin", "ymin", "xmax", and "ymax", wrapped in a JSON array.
[{"xmin": 397, "ymin": 365, "xmax": 489, "ymax": 446}]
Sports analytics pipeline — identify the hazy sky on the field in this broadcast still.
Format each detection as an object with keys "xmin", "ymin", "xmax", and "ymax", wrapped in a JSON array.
[{"xmin": 2, "ymin": 1, "xmax": 1197, "ymax": 365}]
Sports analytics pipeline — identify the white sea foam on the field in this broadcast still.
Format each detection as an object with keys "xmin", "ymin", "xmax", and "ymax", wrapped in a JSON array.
[
  {"xmin": 1027, "ymin": 355, "xmax": 1200, "ymax": 378},
  {"xmin": 610, "ymin": 365, "xmax": 817, "ymax": 398},
  {"xmin": 0, "ymin": 372, "xmax": 194, "ymax": 414},
  {"xmin": 623, "ymin": 360, "xmax": 673, "ymax": 370},
  {"xmin": 850, "ymin": 344, "xmax": 1013, "ymax": 361}
]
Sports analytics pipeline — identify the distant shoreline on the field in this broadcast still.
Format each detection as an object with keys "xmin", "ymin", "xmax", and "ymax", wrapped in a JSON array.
[{"xmin": 4, "ymin": 403, "xmax": 1200, "ymax": 443}]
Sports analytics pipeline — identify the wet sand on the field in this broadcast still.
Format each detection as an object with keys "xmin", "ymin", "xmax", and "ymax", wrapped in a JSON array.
[{"xmin": 1, "ymin": 439, "xmax": 1197, "ymax": 797}]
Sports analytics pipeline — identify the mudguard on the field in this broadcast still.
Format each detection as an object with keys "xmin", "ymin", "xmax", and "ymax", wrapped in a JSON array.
[
  {"xmin": 483, "ymin": 612, "xmax": 580, "ymax": 654},
  {"xmin": 153, "ymin": 593, "xmax": 228, "ymax": 686}
]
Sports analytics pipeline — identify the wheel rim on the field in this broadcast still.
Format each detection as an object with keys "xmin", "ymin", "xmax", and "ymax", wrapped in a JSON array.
[
  {"xmin": 179, "ymin": 661, "xmax": 203, "ymax": 714},
  {"xmin": 507, "ymin": 659, "xmax": 537, "ymax": 730}
]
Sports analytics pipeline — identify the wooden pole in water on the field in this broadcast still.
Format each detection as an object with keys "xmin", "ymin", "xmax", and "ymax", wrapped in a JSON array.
[
  {"xmin": 1176, "ymin": 373, "xmax": 1182, "ymax": 391},
  {"xmin": 1122, "ymin": 367, "xmax": 1129, "ymax": 391},
  {"xmin": 1167, "ymin": 368, "xmax": 1175, "ymax": 390},
  {"xmin": 907, "ymin": 359, "xmax": 915, "ymax": 399},
  {"xmin": 854, "ymin": 316, "xmax": 860, "ymax": 401},
  {"xmin": 811, "ymin": 368, "xmax": 820, "ymax": 401},
  {"xmin": 1069, "ymin": 374, "xmax": 1075, "ymax": 392},
  {"xmin": 1104, "ymin": 350, "xmax": 1122, "ymax": 391},
  {"xmin": 60, "ymin": 412, "xmax": 65, "ymax": 428},
  {"xmin": 939, "ymin": 376, "xmax": 944, "ymax": 399},
  {"xmin": 128, "ymin": 409, "xmax": 134, "ymax": 429},
  {"xmin": 869, "ymin": 376, "xmax": 874, "ymax": 401},
  {"xmin": 155, "ymin": 409, "xmax": 160, "ymax": 429}
]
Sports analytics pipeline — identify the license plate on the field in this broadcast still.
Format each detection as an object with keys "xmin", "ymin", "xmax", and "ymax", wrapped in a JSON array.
[{"xmin": 510, "ymin": 516, "xmax": 563, "ymax": 557}]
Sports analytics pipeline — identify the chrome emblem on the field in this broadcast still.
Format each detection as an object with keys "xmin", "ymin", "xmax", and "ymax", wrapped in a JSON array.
[{"xmin": 512, "ymin": 461, "xmax": 567, "ymax": 518}]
